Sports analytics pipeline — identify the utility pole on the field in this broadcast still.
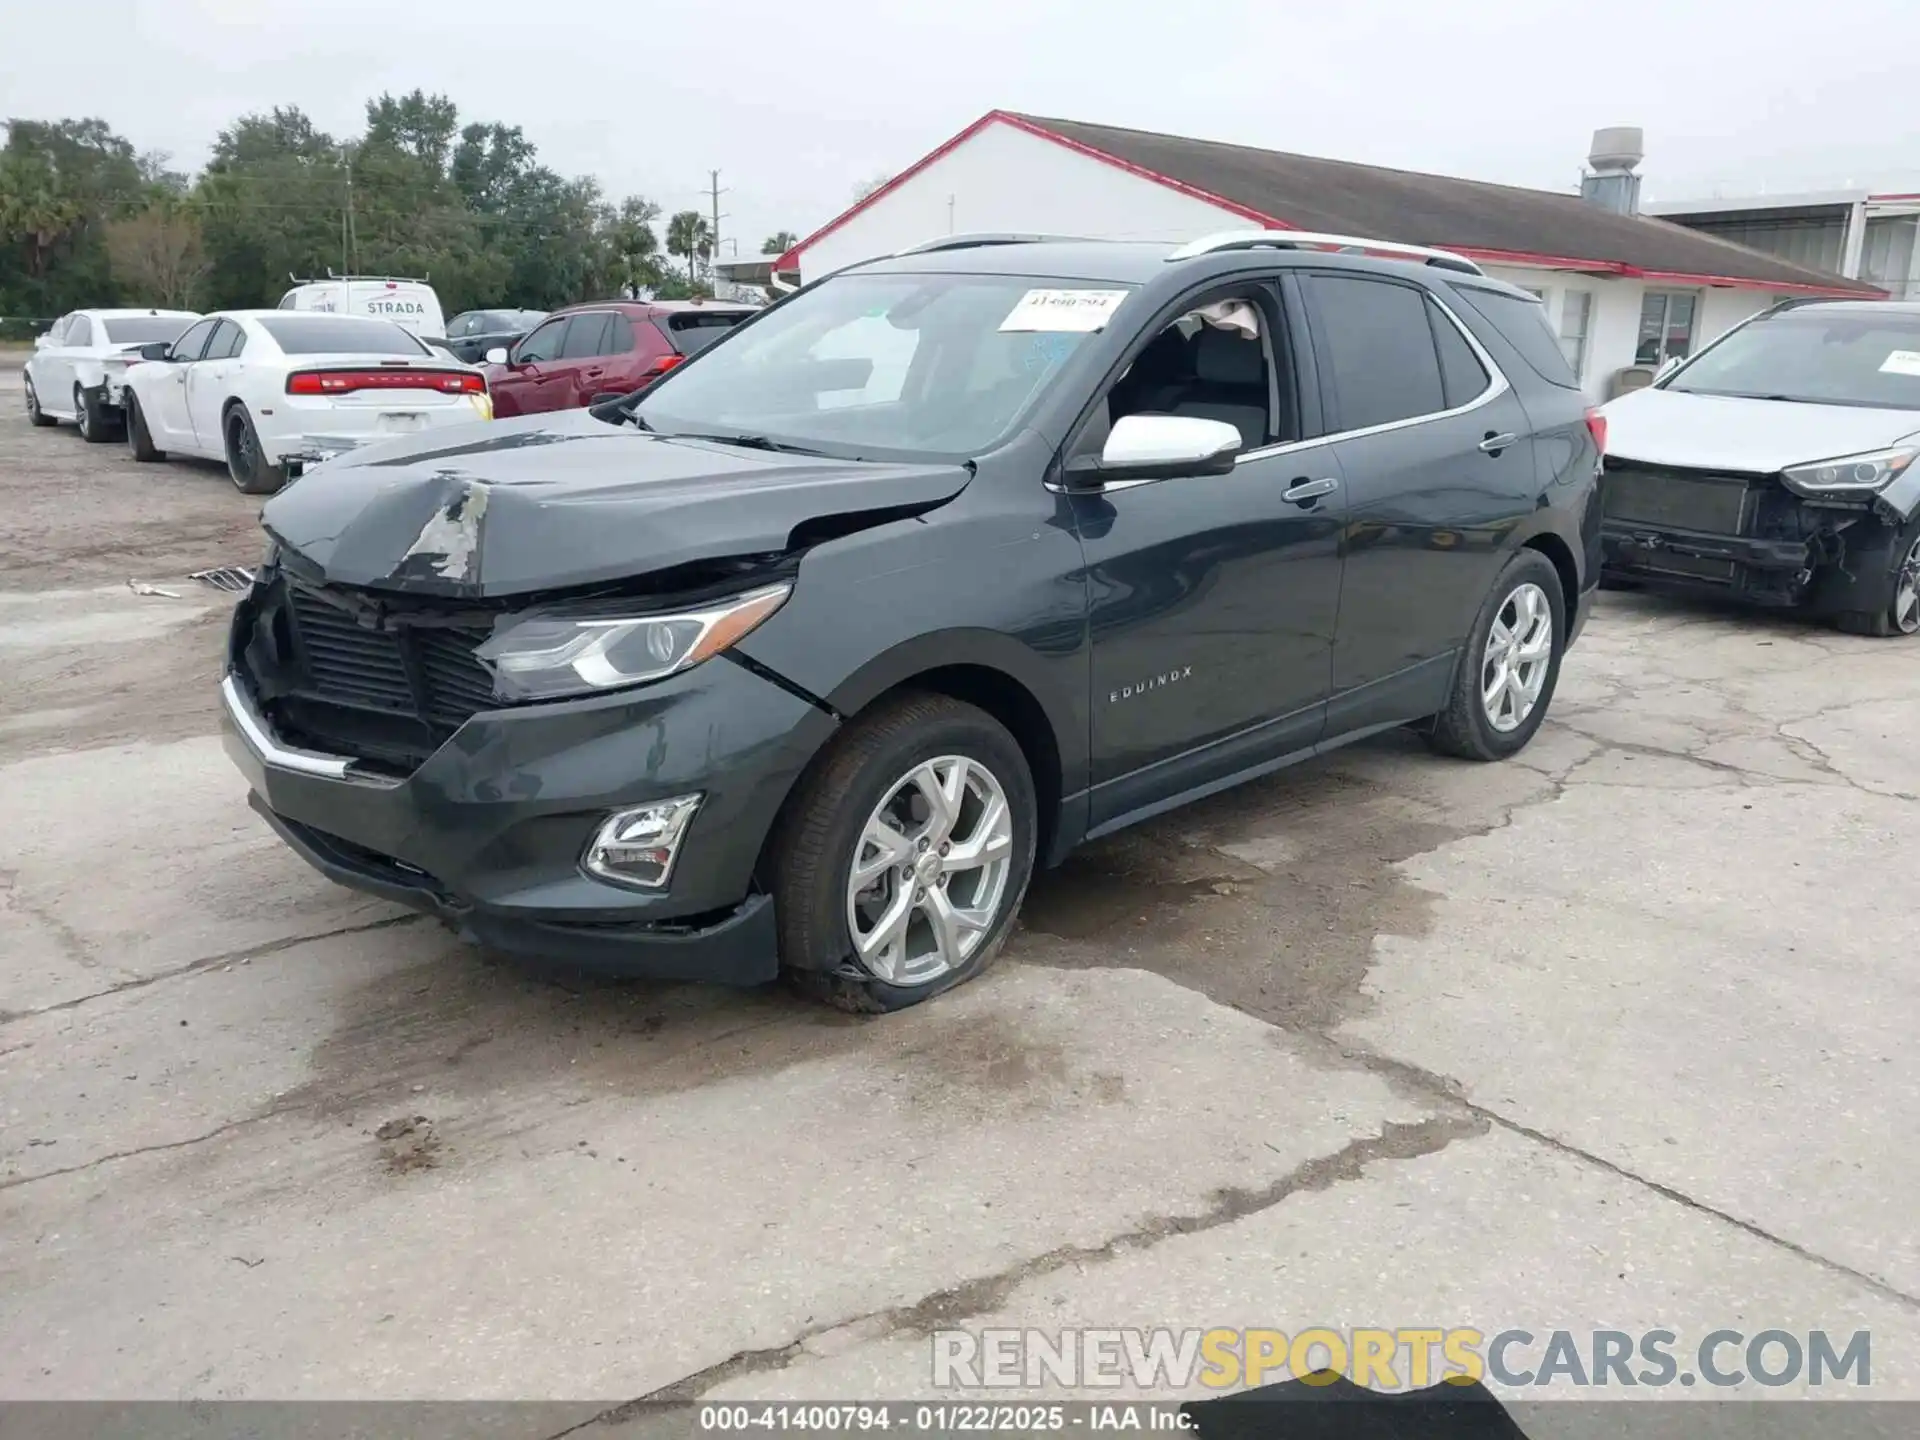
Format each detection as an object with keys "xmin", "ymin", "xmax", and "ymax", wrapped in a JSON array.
[{"xmin": 707, "ymin": 169, "xmax": 729, "ymax": 294}]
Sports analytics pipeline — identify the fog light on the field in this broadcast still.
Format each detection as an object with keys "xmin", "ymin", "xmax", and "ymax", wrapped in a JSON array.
[{"xmin": 583, "ymin": 794, "xmax": 703, "ymax": 889}]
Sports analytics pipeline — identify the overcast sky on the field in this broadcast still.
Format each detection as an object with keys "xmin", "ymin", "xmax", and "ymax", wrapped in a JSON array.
[{"xmin": 6, "ymin": 0, "xmax": 1917, "ymax": 255}]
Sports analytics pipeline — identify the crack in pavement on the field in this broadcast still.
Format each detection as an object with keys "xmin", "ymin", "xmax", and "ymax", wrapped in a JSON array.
[
  {"xmin": 549, "ymin": 1115, "xmax": 1487, "ymax": 1430},
  {"xmin": 0, "ymin": 1098, "xmax": 315, "ymax": 1193},
  {"xmin": 0, "ymin": 911, "xmax": 426, "ymax": 1027}
]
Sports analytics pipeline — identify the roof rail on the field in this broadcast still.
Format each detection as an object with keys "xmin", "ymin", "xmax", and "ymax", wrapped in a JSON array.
[
  {"xmin": 1167, "ymin": 230, "xmax": 1485, "ymax": 277},
  {"xmin": 892, "ymin": 232, "xmax": 1087, "ymax": 257},
  {"xmin": 287, "ymin": 271, "xmax": 434, "ymax": 286}
]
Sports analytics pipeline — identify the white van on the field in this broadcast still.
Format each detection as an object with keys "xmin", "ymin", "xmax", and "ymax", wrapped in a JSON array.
[{"xmin": 277, "ymin": 274, "xmax": 447, "ymax": 339}]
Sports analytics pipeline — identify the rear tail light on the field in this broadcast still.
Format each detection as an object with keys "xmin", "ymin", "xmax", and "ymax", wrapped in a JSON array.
[
  {"xmin": 286, "ymin": 369, "xmax": 487, "ymax": 396},
  {"xmin": 1584, "ymin": 407, "xmax": 1607, "ymax": 456},
  {"xmin": 640, "ymin": 354, "xmax": 685, "ymax": 380}
]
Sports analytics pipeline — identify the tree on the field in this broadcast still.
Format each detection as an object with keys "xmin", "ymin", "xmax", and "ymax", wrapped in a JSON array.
[
  {"xmin": 610, "ymin": 196, "xmax": 663, "ymax": 296},
  {"xmin": 852, "ymin": 173, "xmax": 891, "ymax": 202},
  {"xmin": 362, "ymin": 90, "xmax": 460, "ymax": 178},
  {"xmin": 0, "ymin": 117, "xmax": 144, "ymax": 316},
  {"xmin": 666, "ymin": 209, "xmax": 712, "ymax": 286},
  {"xmin": 761, "ymin": 230, "xmax": 798, "ymax": 255},
  {"xmin": 105, "ymin": 203, "xmax": 208, "ymax": 306}
]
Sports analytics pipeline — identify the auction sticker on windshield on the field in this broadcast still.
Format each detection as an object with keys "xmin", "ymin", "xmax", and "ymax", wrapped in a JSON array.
[
  {"xmin": 1878, "ymin": 349, "xmax": 1920, "ymax": 376},
  {"xmin": 1000, "ymin": 289, "xmax": 1130, "ymax": 333}
]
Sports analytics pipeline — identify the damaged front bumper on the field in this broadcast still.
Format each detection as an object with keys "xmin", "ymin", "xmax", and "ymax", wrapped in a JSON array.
[
  {"xmin": 1599, "ymin": 460, "xmax": 1911, "ymax": 613},
  {"xmin": 219, "ymin": 597, "xmax": 838, "ymax": 982}
]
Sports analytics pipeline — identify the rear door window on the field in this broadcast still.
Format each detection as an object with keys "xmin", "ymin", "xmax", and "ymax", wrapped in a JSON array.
[
  {"xmin": 603, "ymin": 314, "xmax": 636, "ymax": 354},
  {"xmin": 1450, "ymin": 285, "xmax": 1582, "ymax": 389},
  {"xmin": 559, "ymin": 313, "xmax": 613, "ymax": 359},
  {"xmin": 1304, "ymin": 274, "xmax": 1447, "ymax": 431},
  {"xmin": 66, "ymin": 316, "xmax": 94, "ymax": 347}
]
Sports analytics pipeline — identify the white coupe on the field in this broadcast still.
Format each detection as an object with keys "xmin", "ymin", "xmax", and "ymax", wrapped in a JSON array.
[
  {"xmin": 120, "ymin": 310, "xmax": 495, "ymax": 494},
  {"xmin": 24, "ymin": 308, "xmax": 200, "ymax": 440}
]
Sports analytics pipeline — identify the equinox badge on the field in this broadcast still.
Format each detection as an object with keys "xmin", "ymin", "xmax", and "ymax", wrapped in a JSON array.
[{"xmin": 1110, "ymin": 666, "xmax": 1193, "ymax": 703}]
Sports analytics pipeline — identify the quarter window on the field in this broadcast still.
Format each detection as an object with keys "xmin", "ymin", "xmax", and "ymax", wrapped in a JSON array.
[
  {"xmin": 1307, "ymin": 275, "xmax": 1447, "ymax": 431},
  {"xmin": 1428, "ymin": 299, "xmax": 1490, "ymax": 409},
  {"xmin": 1636, "ymin": 291, "xmax": 1698, "ymax": 367}
]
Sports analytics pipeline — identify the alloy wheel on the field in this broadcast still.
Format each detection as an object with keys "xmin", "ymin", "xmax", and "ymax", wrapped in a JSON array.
[
  {"xmin": 229, "ymin": 418, "xmax": 255, "ymax": 486},
  {"xmin": 73, "ymin": 387, "xmax": 90, "ymax": 439},
  {"xmin": 845, "ymin": 754, "xmax": 1014, "ymax": 987},
  {"xmin": 1481, "ymin": 581, "xmax": 1553, "ymax": 733},
  {"xmin": 24, "ymin": 377, "xmax": 40, "ymax": 421},
  {"xmin": 1894, "ymin": 536, "xmax": 1920, "ymax": 635}
]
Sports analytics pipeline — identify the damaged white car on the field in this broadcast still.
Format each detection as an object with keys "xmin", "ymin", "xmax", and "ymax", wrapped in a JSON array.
[
  {"xmin": 120, "ymin": 311, "xmax": 493, "ymax": 494},
  {"xmin": 23, "ymin": 308, "xmax": 200, "ymax": 440},
  {"xmin": 1601, "ymin": 298, "xmax": 1920, "ymax": 636}
]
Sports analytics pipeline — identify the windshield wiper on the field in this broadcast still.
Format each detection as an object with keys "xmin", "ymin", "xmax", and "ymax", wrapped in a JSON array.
[
  {"xmin": 663, "ymin": 431, "xmax": 832, "ymax": 457},
  {"xmin": 1671, "ymin": 387, "xmax": 1817, "ymax": 404}
]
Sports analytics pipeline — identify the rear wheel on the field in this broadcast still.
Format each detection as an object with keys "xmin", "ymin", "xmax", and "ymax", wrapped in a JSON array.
[
  {"xmin": 224, "ymin": 406, "xmax": 286, "ymax": 495},
  {"xmin": 771, "ymin": 692, "xmax": 1037, "ymax": 1013},
  {"xmin": 125, "ymin": 392, "xmax": 164, "ymax": 461},
  {"xmin": 24, "ymin": 374, "xmax": 55, "ymax": 427},
  {"xmin": 73, "ymin": 383, "xmax": 114, "ymax": 443},
  {"xmin": 1428, "ymin": 550, "xmax": 1566, "ymax": 761},
  {"xmin": 1835, "ymin": 523, "xmax": 1920, "ymax": 638}
]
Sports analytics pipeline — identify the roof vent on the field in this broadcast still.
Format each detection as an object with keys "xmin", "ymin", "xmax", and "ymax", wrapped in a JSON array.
[{"xmin": 1581, "ymin": 126, "xmax": 1645, "ymax": 216}]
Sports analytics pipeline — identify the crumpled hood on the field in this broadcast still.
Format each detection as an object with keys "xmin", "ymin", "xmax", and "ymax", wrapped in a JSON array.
[
  {"xmin": 1602, "ymin": 386, "xmax": 1920, "ymax": 473},
  {"xmin": 259, "ymin": 408, "xmax": 971, "ymax": 598}
]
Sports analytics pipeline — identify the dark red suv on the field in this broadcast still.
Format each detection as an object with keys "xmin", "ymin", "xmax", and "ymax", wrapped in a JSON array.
[{"xmin": 483, "ymin": 299, "xmax": 755, "ymax": 418}]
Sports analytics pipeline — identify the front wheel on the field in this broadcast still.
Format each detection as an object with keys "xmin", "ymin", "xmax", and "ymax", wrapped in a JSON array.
[
  {"xmin": 770, "ymin": 692, "xmax": 1037, "ymax": 1013},
  {"xmin": 224, "ymin": 406, "xmax": 286, "ymax": 495},
  {"xmin": 1428, "ymin": 550, "xmax": 1566, "ymax": 761},
  {"xmin": 1834, "ymin": 523, "xmax": 1920, "ymax": 638},
  {"xmin": 24, "ymin": 374, "xmax": 55, "ymax": 427}
]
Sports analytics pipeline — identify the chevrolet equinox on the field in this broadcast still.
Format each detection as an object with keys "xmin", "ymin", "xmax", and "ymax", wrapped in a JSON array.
[{"xmin": 222, "ymin": 231, "xmax": 1604, "ymax": 1012}]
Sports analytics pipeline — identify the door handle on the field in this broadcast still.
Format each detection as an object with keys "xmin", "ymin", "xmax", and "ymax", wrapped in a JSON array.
[
  {"xmin": 1479, "ymin": 431, "xmax": 1518, "ymax": 454},
  {"xmin": 1282, "ymin": 476, "xmax": 1339, "ymax": 505}
]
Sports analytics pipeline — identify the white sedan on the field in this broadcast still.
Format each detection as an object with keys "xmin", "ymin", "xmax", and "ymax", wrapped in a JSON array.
[
  {"xmin": 121, "ymin": 310, "xmax": 494, "ymax": 494},
  {"xmin": 23, "ymin": 308, "xmax": 200, "ymax": 440}
]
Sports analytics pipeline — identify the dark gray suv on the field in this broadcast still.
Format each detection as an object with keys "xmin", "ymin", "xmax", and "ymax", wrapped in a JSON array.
[{"xmin": 222, "ymin": 231, "xmax": 1604, "ymax": 1011}]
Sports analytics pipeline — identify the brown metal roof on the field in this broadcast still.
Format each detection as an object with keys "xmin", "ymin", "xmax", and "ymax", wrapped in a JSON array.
[{"xmin": 1010, "ymin": 114, "xmax": 1882, "ymax": 296}]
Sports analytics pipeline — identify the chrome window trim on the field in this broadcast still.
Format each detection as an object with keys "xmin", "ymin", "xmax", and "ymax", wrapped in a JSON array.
[
  {"xmin": 1048, "ymin": 283, "xmax": 1512, "ymax": 495},
  {"xmin": 1236, "ymin": 289, "xmax": 1510, "ymax": 463}
]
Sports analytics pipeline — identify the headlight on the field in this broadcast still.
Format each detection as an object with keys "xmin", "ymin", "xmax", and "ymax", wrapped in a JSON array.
[
  {"xmin": 1781, "ymin": 446, "xmax": 1917, "ymax": 495},
  {"xmin": 475, "ymin": 582, "xmax": 791, "ymax": 700}
]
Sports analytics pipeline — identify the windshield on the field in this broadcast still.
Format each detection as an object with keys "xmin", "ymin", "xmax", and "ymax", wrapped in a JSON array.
[
  {"xmin": 103, "ymin": 317, "xmax": 194, "ymax": 345},
  {"xmin": 1667, "ymin": 308, "xmax": 1920, "ymax": 410},
  {"xmin": 632, "ymin": 272, "xmax": 1132, "ymax": 458},
  {"xmin": 257, "ymin": 316, "xmax": 430, "ymax": 356}
]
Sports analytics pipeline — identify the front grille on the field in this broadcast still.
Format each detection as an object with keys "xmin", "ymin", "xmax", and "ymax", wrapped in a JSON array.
[
  {"xmin": 269, "ymin": 581, "xmax": 497, "ymax": 770},
  {"xmin": 1602, "ymin": 463, "xmax": 1752, "ymax": 535}
]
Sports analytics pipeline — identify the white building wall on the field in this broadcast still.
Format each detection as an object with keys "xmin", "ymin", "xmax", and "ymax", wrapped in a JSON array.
[
  {"xmin": 799, "ymin": 120, "xmax": 1247, "ymax": 281},
  {"xmin": 799, "ymin": 125, "xmax": 1780, "ymax": 403}
]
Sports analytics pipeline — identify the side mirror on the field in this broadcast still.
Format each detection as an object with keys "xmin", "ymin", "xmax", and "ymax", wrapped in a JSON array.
[
  {"xmin": 33, "ymin": 333, "xmax": 51, "ymax": 349},
  {"xmin": 1065, "ymin": 414, "xmax": 1243, "ymax": 487},
  {"xmin": 138, "ymin": 341, "xmax": 172, "ymax": 361},
  {"xmin": 484, "ymin": 347, "xmax": 510, "ymax": 366}
]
